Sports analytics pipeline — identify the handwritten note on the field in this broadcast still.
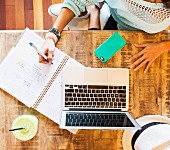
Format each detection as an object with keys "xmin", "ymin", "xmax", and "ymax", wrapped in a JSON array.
[
  {"xmin": 0, "ymin": 28, "xmax": 83, "ymax": 134},
  {"xmin": 0, "ymin": 28, "xmax": 65, "ymax": 107}
]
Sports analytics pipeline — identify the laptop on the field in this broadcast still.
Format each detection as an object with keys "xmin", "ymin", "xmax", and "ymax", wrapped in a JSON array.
[{"xmin": 60, "ymin": 67, "xmax": 141, "ymax": 130}]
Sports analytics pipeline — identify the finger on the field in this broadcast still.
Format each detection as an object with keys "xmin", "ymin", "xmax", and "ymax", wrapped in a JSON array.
[
  {"xmin": 39, "ymin": 54, "xmax": 48, "ymax": 63},
  {"xmin": 130, "ymin": 56, "xmax": 146, "ymax": 69},
  {"xmin": 134, "ymin": 43, "xmax": 149, "ymax": 48},
  {"xmin": 52, "ymin": 54, "xmax": 55, "ymax": 60},
  {"xmin": 134, "ymin": 59, "xmax": 148, "ymax": 72},
  {"xmin": 39, "ymin": 49, "xmax": 48, "ymax": 63},
  {"xmin": 39, "ymin": 59, "xmax": 49, "ymax": 64},
  {"xmin": 130, "ymin": 50, "xmax": 145, "ymax": 62},
  {"xmin": 47, "ymin": 50, "xmax": 54, "ymax": 63},
  {"xmin": 144, "ymin": 61, "xmax": 153, "ymax": 73}
]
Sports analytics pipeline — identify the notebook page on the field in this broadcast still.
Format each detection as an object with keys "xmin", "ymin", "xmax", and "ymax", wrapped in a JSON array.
[
  {"xmin": 0, "ymin": 28, "xmax": 65, "ymax": 107},
  {"xmin": 36, "ymin": 49, "xmax": 84, "ymax": 134}
]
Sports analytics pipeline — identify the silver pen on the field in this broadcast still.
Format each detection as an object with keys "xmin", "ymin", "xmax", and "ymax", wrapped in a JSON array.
[{"xmin": 29, "ymin": 42, "xmax": 48, "ymax": 60}]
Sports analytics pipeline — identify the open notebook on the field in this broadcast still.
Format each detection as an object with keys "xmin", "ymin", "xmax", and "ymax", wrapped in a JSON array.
[{"xmin": 0, "ymin": 28, "xmax": 83, "ymax": 134}]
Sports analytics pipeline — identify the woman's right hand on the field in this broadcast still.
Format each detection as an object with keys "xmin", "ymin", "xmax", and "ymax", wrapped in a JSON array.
[{"xmin": 39, "ymin": 38, "xmax": 55, "ymax": 64}]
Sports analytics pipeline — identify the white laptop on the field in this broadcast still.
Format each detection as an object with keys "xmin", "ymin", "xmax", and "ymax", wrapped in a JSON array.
[{"xmin": 60, "ymin": 67, "xmax": 140, "ymax": 130}]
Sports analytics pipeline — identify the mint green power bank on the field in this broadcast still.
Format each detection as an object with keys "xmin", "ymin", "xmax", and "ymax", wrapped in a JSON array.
[{"xmin": 94, "ymin": 32, "xmax": 126, "ymax": 62}]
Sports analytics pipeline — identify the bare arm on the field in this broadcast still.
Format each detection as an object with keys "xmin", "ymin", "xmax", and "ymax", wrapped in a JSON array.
[
  {"xmin": 53, "ymin": 7, "xmax": 75, "ymax": 32},
  {"xmin": 39, "ymin": 8, "xmax": 75, "ymax": 64}
]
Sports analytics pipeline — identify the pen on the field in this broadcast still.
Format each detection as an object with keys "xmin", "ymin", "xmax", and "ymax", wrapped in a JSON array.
[{"xmin": 29, "ymin": 42, "xmax": 48, "ymax": 60}]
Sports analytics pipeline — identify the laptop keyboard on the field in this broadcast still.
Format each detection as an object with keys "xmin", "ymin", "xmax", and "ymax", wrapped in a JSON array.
[
  {"xmin": 65, "ymin": 112, "xmax": 132, "ymax": 127},
  {"xmin": 64, "ymin": 84, "xmax": 127, "ymax": 108}
]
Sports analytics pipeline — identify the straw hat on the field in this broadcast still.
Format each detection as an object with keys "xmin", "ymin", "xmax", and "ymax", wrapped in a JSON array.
[{"xmin": 122, "ymin": 115, "xmax": 170, "ymax": 150}]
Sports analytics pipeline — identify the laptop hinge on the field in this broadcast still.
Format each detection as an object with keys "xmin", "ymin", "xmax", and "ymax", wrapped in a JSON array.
[{"xmin": 68, "ymin": 108, "xmax": 122, "ymax": 111}]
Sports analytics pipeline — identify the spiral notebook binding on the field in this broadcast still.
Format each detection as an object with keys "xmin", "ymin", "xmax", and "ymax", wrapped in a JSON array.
[{"xmin": 33, "ymin": 56, "xmax": 69, "ymax": 108}]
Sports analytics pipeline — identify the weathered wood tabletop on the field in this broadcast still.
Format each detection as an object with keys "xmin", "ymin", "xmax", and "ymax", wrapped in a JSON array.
[{"xmin": 0, "ymin": 30, "xmax": 170, "ymax": 150}]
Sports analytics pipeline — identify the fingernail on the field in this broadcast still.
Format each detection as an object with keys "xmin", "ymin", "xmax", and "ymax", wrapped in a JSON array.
[
  {"xmin": 134, "ymin": 69, "xmax": 137, "ymax": 71},
  {"xmin": 130, "ymin": 65, "xmax": 132, "ymax": 68}
]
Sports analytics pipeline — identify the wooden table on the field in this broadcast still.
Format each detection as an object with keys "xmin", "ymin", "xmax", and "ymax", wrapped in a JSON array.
[{"xmin": 0, "ymin": 30, "xmax": 170, "ymax": 150}]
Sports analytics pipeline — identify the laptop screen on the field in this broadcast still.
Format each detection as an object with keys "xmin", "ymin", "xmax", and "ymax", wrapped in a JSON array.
[
  {"xmin": 64, "ymin": 111, "xmax": 135, "ymax": 127},
  {"xmin": 117, "ymin": 113, "xmax": 135, "ymax": 127}
]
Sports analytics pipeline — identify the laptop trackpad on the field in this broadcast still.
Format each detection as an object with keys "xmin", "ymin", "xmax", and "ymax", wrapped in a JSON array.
[{"xmin": 84, "ymin": 68, "xmax": 108, "ymax": 83}]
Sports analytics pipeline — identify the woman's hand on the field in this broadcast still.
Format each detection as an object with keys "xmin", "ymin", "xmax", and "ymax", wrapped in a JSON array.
[
  {"xmin": 130, "ymin": 43, "xmax": 165, "ymax": 73},
  {"xmin": 39, "ymin": 39, "xmax": 55, "ymax": 64}
]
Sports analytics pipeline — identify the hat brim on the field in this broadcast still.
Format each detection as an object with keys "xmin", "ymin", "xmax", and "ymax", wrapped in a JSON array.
[{"xmin": 122, "ymin": 115, "xmax": 170, "ymax": 150}]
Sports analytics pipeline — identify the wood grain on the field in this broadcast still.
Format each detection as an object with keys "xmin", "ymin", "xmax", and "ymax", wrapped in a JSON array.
[
  {"xmin": 0, "ymin": 30, "xmax": 169, "ymax": 150},
  {"xmin": 42, "ymin": 0, "xmax": 53, "ymax": 30},
  {"xmin": 5, "ymin": 0, "xmax": 15, "ymax": 6},
  {"xmin": 0, "ymin": 0, "xmax": 6, "ymax": 30},
  {"xmin": 33, "ymin": 0, "xmax": 44, "ymax": 30},
  {"xmin": 25, "ymin": 10, "xmax": 34, "ymax": 29},
  {"xmin": 0, "ymin": 0, "xmax": 62, "ymax": 30},
  {"xmin": 15, "ymin": 0, "xmax": 25, "ymax": 30},
  {"xmin": 0, "ymin": 33, "xmax": 6, "ymax": 150},
  {"xmin": 24, "ymin": 0, "xmax": 34, "ymax": 10},
  {"xmin": 24, "ymin": 0, "xmax": 34, "ymax": 30},
  {"xmin": 5, "ymin": 5, "xmax": 15, "ymax": 30}
]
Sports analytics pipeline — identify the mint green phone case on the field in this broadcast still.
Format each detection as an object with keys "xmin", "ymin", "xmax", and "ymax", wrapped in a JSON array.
[{"xmin": 94, "ymin": 32, "xmax": 126, "ymax": 63}]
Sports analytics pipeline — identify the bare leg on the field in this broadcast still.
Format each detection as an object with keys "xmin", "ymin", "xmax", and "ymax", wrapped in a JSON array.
[{"xmin": 87, "ymin": 5, "xmax": 101, "ymax": 30}]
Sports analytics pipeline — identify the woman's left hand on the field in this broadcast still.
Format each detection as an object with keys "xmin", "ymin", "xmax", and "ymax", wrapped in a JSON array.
[{"xmin": 130, "ymin": 43, "xmax": 164, "ymax": 73}]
